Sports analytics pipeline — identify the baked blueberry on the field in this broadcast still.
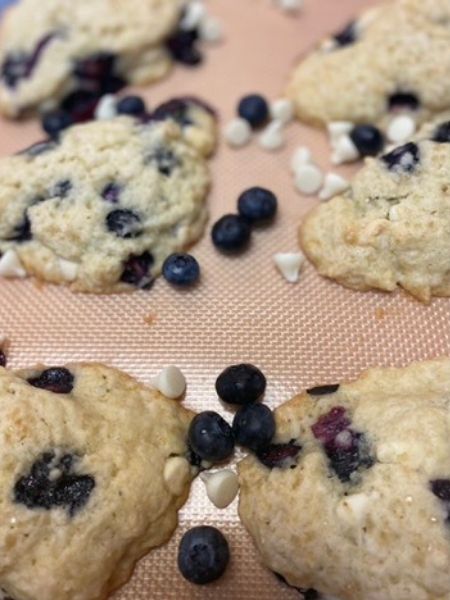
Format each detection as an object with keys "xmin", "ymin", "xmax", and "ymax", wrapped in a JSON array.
[
  {"xmin": 350, "ymin": 125, "xmax": 384, "ymax": 157},
  {"xmin": 211, "ymin": 214, "xmax": 251, "ymax": 252},
  {"xmin": 432, "ymin": 121, "xmax": 450, "ymax": 143},
  {"xmin": 117, "ymin": 95, "xmax": 146, "ymax": 117},
  {"xmin": 256, "ymin": 440, "xmax": 302, "ymax": 469},
  {"xmin": 151, "ymin": 98, "xmax": 193, "ymax": 127},
  {"xmin": 334, "ymin": 21, "xmax": 357, "ymax": 47},
  {"xmin": 237, "ymin": 94, "xmax": 269, "ymax": 129},
  {"xmin": 51, "ymin": 179, "xmax": 72, "ymax": 198},
  {"xmin": 216, "ymin": 363, "xmax": 266, "ymax": 405},
  {"xmin": 28, "ymin": 367, "xmax": 74, "ymax": 394},
  {"xmin": 120, "ymin": 251, "xmax": 154, "ymax": 289},
  {"xmin": 146, "ymin": 147, "xmax": 180, "ymax": 176},
  {"xmin": 101, "ymin": 183, "xmax": 121, "ymax": 203},
  {"xmin": 388, "ymin": 92, "xmax": 420, "ymax": 111},
  {"xmin": 381, "ymin": 142, "xmax": 420, "ymax": 172},
  {"xmin": 60, "ymin": 90, "xmax": 101, "ymax": 123},
  {"xmin": 6, "ymin": 215, "xmax": 32, "ymax": 242},
  {"xmin": 73, "ymin": 52, "xmax": 116, "ymax": 82},
  {"xmin": 178, "ymin": 526, "xmax": 230, "ymax": 585},
  {"xmin": 237, "ymin": 187, "xmax": 278, "ymax": 224},
  {"xmin": 188, "ymin": 411, "xmax": 234, "ymax": 462},
  {"xmin": 106, "ymin": 209, "xmax": 143, "ymax": 238},
  {"xmin": 232, "ymin": 403, "xmax": 275, "ymax": 451},
  {"xmin": 430, "ymin": 479, "xmax": 450, "ymax": 501},
  {"xmin": 42, "ymin": 110, "xmax": 74, "ymax": 138},
  {"xmin": 307, "ymin": 384, "xmax": 340, "ymax": 396},
  {"xmin": 162, "ymin": 253, "xmax": 200, "ymax": 286},
  {"xmin": 166, "ymin": 29, "xmax": 202, "ymax": 66}
]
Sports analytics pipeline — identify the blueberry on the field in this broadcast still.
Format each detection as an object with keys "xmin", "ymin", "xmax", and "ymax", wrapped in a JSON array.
[
  {"xmin": 101, "ymin": 183, "xmax": 121, "ymax": 203},
  {"xmin": 120, "ymin": 251, "xmax": 154, "ymax": 289},
  {"xmin": 188, "ymin": 411, "xmax": 234, "ymax": 462},
  {"xmin": 334, "ymin": 21, "xmax": 357, "ymax": 47},
  {"xmin": 166, "ymin": 29, "xmax": 202, "ymax": 66},
  {"xmin": 28, "ymin": 367, "xmax": 74, "ymax": 394},
  {"xmin": 237, "ymin": 94, "xmax": 269, "ymax": 129},
  {"xmin": 232, "ymin": 403, "xmax": 275, "ymax": 451},
  {"xmin": 388, "ymin": 92, "xmax": 420, "ymax": 111},
  {"xmin": 216, "ymin": 363, "xmax": 266, "ymax": 405},
  {"xmin": 51, "ymin": 179, "xmax": 72, "ymax": 198},
  {"xmin": 0, "ymin": 349, "xmax": 6, "ymax": 367},
  {"xmin": 42, "ymin": 110, "xmax": 74, "ymax": 138},
  {"xmin": 151, "ymin": 98, "xmax": 193, "ymax": 127},
  {"xmin": 117, "ymin": 95, "xmax": 146, "ymax": 117},
  {"xmin": 178, "ymin": 526, "xmax": 230, "ymax": 585},
  {"xmin": 106, "ymin": 209, "xmax": 143, "ymax": 238},
  {"xmin": 6, "ymin": 215, "xmax": 32, "ymax": 242},
  {"xmin": 256, "ymin": 441, "xmax": 302, "ymax": 469},
  {"xmin": 211, "ymin": 214, "xmax": 251, "ymax": 252},
  {"xmin": 307, "ymin": 384, "xmax": 340, "ymax": 396},
  {"xmin": 432, "ymin": 121, "xmax": 450, "ymax": 143},
  {"xmin": 60, "ymin": 90, "xmax": 100, "ymax": 123},
  {"xmin": 162, "ymin": 253, "xmax": 200, "ymax": 286},
  {"xmin": 381, "ymin": 142, "xmax": 420, "ymax": 172},
  {"xmin": 311, "ymin": 406, "xmax": 351, "ymax": 445},
  {"xmin": 73, "ymin": 53, "xmax": 116, "ymax": 82},
  {"xmin": 349, "ymin": 125, "xmax": 384, "ymax": 157},
  {"xmin": 146, "ymin": 147, "xmax": 180, "ymax": 176},
  {"xmin": 430, "ymin": 479, "xmax": 450, "ymax": 501},
  {"xmin": 237, "ymin": 187, "xmax": 278, "ymax": 224}
]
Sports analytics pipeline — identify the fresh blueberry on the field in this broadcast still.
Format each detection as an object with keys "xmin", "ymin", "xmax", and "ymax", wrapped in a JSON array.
[
  {"xmin": 211, "ymin": 214, "xmax": 251, "ymax": 252},
  {"xmin": 162, "ymin": 253, "xmax": 200, "ymax": 286},
  {"xmin": 381, "ymin": 142, "xmax": 420, "ymax": 172},
  {"xmin": 178, "ymin": 526, "xmax": 230, "ymax": 585},
  {"xmin": 101, "ymin": 183, "xmax": 121, "ymax": 203},
  {"xmin": 0, "ymin": 349, "xmax": 6, "ymax": 368},
  {"xmin": 117, "ymin": 95, "xmax": 146, "ymax": 117},
  {"xmin": 232, "ymin": 403, "xmax": 275, "ymax": 451},
  {"xmin": 60, "ymin": 90, "xmax": 101, "ymax": 123},
  {"xmin": 349, "ymin": 125, "xmax": 384, "ymax": 157},
  {"xmin": 106, "ymin": 209, "xmax": 143, "ymax": 238},
  {"xmin": 237, "ymin": 94, "xmax": 269, "ymax": 129},
  {"xmin": 166, "ymin": 29, "xmax": 202, "ymax": 66},
  {"xmin": 28, "ymin": 367, "xmax": 74, "ymax": 394},
  {"xmin": 6, "ymin": 214, "xmax": 32, "ymax": 242},
  {"xmin": 146, "ymin": 147, "xmax": 180, "ymax": 176},
  {"xmin": 307, "ymin": 384, "xmax": 340, "ymax": 396},
  {"xmin": 42, "ymin": 110, "xmax": 74, "ymax": 138},
  {"xmin": 216, "ymin": 363, "xmax": 266, "ymax": 405},
  {"xmin": 188, "ymin": 411, "xmax": 235, "ymax": 462},
  {"xmin": 237, "ymin": 187, "xmax": 278, "ymax": 224},
  {"xmin": 334, "ymin": 21, "xmax": 357, "ymax": 47},
  {"xmin": 256, "ymin": 440, "xmax": 302, "ymax": 469},
  {"xmin": 388, "ymin": 92, "xmax": 420, "ymax": 111},
  {"xmin": 120, "ymin": 251, "xmax": 154, "ymax": 289},
  {"xmin": 432, "ymin": 121, "xmax": 450, "ymax": 143}
]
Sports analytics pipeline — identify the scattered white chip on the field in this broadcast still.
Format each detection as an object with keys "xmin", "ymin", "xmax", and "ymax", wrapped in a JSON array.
[
  {"xmin": 58, "ymin": 258, "xmax": 79, "ymax": 282},
  {"xmin": 180, "ymin": 1, "xmax": 206, "ymax": 31},
  {"xmin": 270, "ymin": 98, "xmax": 294, "ymax": 124},
  {"xmin": 155, "ymin": 365, "xmax": 186, "ymax": 399},
  {"xmin": 319, "ymin": 173, "xmax": 350, "ymax": 201},
  {"xmin": 331, "ymin": 134, "xmax": 359, "ymax": 164},
  {"xmin": 278, "ymin": 0, "xmax": 303, "ymax": 12},
  {"xmin": 224, "ymin": 118, "xmax": 252, "ymax": 148},
  {"xmin": 201, "ymin": 470, "xmax": 239, "ymax": 509},
  {"xmin": 163, "ymin": 456, "xmax": 191, "ymax": 496},
  {"xmin": 387, "ymin": 115, "xmax": 416, "ymax": 144},
  {"xmin": 274, "ymin": 252, "xmax": 305, "ymax": 283},
  {"xmin": 388, "ymin": 205, "xmax": 400, "ymax": 222},
  {"xmin": 199, "ymin": 16, "xmax": 224, "ymax": 43},
  {"xmin": 290, "ymin": 145, "xmax": 312, "ymax": 172},
  {"xmin": 94, "ymin": 94, "xmax": 117, "ymax": 120},
  {"xmin": 328, "ymin": 121, "xmax": 353, "ymax": 142},
  {"xmin": 294, "ymin": 163, "xmax": 324, "ymax": 194},
  {"xmin": 259, "ymin": 120, "xmax": 285, "ymax": 151},
  {"xmin": 0, "ymin": 250, "xmax": 26, "ymax": 279}
]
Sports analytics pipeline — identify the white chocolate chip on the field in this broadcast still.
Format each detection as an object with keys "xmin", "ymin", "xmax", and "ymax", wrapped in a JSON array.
[
  {"xmin": 0, "ymin": 250, "xmax": 26, "ymax": 279},
  {"xmin": 319, "ymin": 173, "xmax": 350, "ymax": 201},
  {"xmin": 180, "ymin": 1, "xmax": 206, "ymax": 31},
  {"xmin": 388, "ymin": 205, "xmax": 400, "ymax": 222},
  {"xmin": 224, "ymin": 118, "xmax": 252, "ymax": 147},
  {"xmin": 259, "ymin": 120, "xmax": 285, "ymax": 151},
  {"xmin": 387, "ymin": 115, "xmax": 416, "ymax": 144},
  {"xmin": 199, "ymin": 16, "xmax": 224, "ymax": 43},
  {"xmin": 270, "ymin": 98, "xmax": 294, "ymax": 124},
  {"xmin": 290, "ymin": 146, "xmax": 312, "ymax": 172},
  {"xmin": 328, "ymin": 121, "xmax": 353, "ymax": 142},
  {"xmin": 278, "ymin": 0, "xmax": 303, "ymax": 12},
  {"xmin": 331, "ymin": 134, "xmax": 359, "ymax": 164},
  {"xmin": 201, "ymin": 469, "xmax": 239, "ymax": 509},
  {"xmin": 274, "ymin": 252, "xmax": 305, "ymax": 283},
  {"xmin": 321, "ymin": 38, "xmax": 338, "ymax": 52},
  {"xmin": 294, "ymin": 163, "xmax": 324, "ymax": 194},
  {"xmin": 164, "ymin": 456, "xmax": 191, "ymax": 496},
  {"xmin": 58, "ymin": 258, "xmax": 79, "ymax": 282},
  {"xmin": 94, "ymin": 95, "xmax": 117, "ymax": 120},
  {"xmin": 155, "ymin": 366, "xmax": 186, "ymax": 399},
  {"xmin": 336, "ymin": 493, "xmax": 371, "ymax": 524}
]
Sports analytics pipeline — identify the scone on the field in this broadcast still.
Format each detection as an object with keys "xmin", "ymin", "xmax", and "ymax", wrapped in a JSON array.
[
  {"xmin": 238, "ymin": 358, "xmax": 450, "ymax": 600},
  {"xmin": 287, "ymin": 0, "xmax": 450, "ymax": 129},
  {"xmin": 0, "ymin": 362, "xmax": 195, "ymax": 600},
  {"xmin": 300, "ymin": 115, "xmax": 450, "ymax": 302},
  {"xmin": 0, "ymin": 101, "xmax": 216, "ymax": 293}
]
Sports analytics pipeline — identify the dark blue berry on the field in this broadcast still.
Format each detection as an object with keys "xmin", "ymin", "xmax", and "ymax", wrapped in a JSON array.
[
  {"xmin": 28, "ymin": 367, "xmax": 74, "ymax": 394},
  {"xmin": 120, "ymin": 251, "xmax": 154, "ymax": 289},
  {"xmin": 117, "ymin": 95, "xmax": 146, "ymax": 116},
  {"xmin": 188, "ymin": 411, "xmax": 234, "ymax": 462},
  {"xmin": 307, "ymin": 384, "xmax": 340, "ymax": 396},
  {"xmin": 162, "ymin": 253, "xmax": 200, "ymax": 286},
  {"xmin": 60, "ymin": 90, "xmax": 100, "ymax": 123},
  {"xmin": 349, "ymin": 125, "xmax": 384, "ymax": 157},
  {"xmin": 232, "ymin": 403, "xmax": 275, "ymax": 451},
  {"xmin": 216, "ymin": 363, "xmax": 266, "ymax": 405},
  {"xmin": 334, "ymin": 21, "xmax": 357, "ymax": 47},
  {"xmin": 388, "ymin": 92, "xmax": 420, "ymax": 111},
  {"xmin": 256, "ymin": 441, "xmax": 302, "ymax": 469},
  {"xmin": 211, "ymin": 214, "xmax": 251, "ymax": 252},
  {"xmin": 73, "ymin": 53, "xmax": 116, "ymax": 81},
  {"xmin": 106, "ymin": 209, "xmax": 142, "ymax": 238},
  {"xmin": 238, "ymin": 187, "xmax": 277, "ymax": 223},
  {"xmin": 431, "ymin": 479, "xmax": 450, "ymax": 501},
  {"xmin": 146, "ymin": 147, "xmax": 180, "ymax": 176},
  {"xmin": 432, "ymin": 121, "xmax": 450, "ymax": 143},
  {"xmin": 178, "ymin": 526, "xmax": 230, "ymax": 585},
  {"xmin": 167, "ymin": 29, "xmax": 202, "ymax": 66},
  {"xmin": 238, "ymin": 94, "xmax": 269, "ymax": 129},
  {"xmin": 42, "ymin": 110, "xmax": 73, "ymax": 138},
  {"xmin": 6, "ymin": 214, "xmax": 32, "ymax": 242},
  {"xmin": 381, "ymin": 142, "xmax": 420, "ymax": 172}
]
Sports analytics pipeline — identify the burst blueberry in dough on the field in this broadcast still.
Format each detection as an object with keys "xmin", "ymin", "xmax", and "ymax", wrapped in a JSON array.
[{"xmin": 238, "ymin": 358, "xmax": 450, "ymax": 600}]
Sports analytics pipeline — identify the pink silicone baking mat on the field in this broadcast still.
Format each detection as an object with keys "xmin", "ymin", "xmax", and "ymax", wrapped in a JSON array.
[{"xmin": 1, "ymin": 0, "xmax": 450, "ymax": 598}]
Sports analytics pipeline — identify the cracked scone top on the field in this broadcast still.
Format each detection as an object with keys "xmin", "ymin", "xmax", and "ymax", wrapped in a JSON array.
[
  {"xmin": 238, "ymin": 358, "xmax": 450, "ymax": 600},
  {"xmin": 287, "ymin": 0, "xmax": 450, "ymax": 128},
  {"xmin": 0, "ymin": 101, "xmax": 216, "ymax": 293},
  {"xmin": 300, "ymin": 115, "xmax": 450, "ymax": 302},
  {"xmin": 0, "ymin": 362, "xmax": 194, "ymax": 600},
  {"xmin": 0, "ymin": 0, "xmax": 185, "ymax": 117}
]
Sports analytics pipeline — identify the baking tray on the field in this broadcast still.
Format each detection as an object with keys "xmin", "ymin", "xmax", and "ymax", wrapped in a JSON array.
[{"xmin": 1, "ymin": 0, "xmax": 449, "ymax": 598}]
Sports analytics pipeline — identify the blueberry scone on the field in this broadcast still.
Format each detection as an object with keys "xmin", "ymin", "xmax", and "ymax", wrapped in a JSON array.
[
  {"xmin": 0, "ymin": 362, "xmax": 195, "ymax": 600},
  {"xmin": 287, "ymin": 0, "xmax": 450, "ymax": 129},
  {"xmin": 238, "ymin": 358, "xmax": 450, "ymax": 600},
  {"xmin": 300, "ymin": 115, "xmax": 450, "ymax": 302},
  {"xmin": 0, "ymin": 101, "xmax": 216, "ymax": 293}
]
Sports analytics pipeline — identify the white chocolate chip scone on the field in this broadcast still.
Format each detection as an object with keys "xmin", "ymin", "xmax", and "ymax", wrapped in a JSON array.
[
  {"xmin": 0, "ymin": 362, "xmax": 194, "ymax": 600},
  {"xmin": 0, "ymin": 102, "xmax": 216, "ymax": 293},
  {"xmin": 300, "ymin": 116, "xmax": 450, "ymax": 302},
  {"xmin": 238, "ymin": 358, "xmax": 450, "ymax": 600},
  {"xmin": 287, "ymin": 0, "xmax": 450, "ymax": 129}
]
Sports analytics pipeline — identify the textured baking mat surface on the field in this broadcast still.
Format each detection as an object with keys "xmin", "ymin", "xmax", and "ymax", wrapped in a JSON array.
[{"xmin": 1, "ymin": 0, "xmax": 449, "ymax": 598}]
